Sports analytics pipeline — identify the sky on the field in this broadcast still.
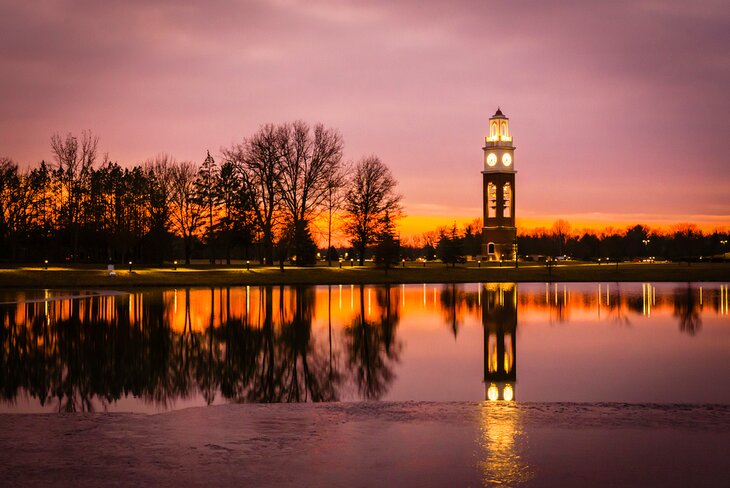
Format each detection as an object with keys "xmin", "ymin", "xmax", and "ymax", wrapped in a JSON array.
[{"xmin": 1, "ymin": 0, "xmax": 729, "ymax": 237}]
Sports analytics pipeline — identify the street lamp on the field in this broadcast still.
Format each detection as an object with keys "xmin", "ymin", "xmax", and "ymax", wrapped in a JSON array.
[
  {"xmin": 173, "ymin": 260, "xmax": 178, "ymax": 270},
  {"xmin": 721, "ymin": 240, "xmax": 728, "ymax": 262},
  {"xmin": 44, "ymin": 259, "xmax": 48, "ymax": 270},
  {"xmin": 128, "ymin": 261, "xmax": 133, "ymax": 272}
]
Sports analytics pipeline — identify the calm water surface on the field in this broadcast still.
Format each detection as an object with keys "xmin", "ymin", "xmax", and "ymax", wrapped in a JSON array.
[{"xmin": 1, "ymin": 282, "xmax": 728, "ymax": 412}]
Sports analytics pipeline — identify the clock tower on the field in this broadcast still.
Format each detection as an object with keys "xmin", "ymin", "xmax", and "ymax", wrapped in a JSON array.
[{"xmin": 482, "ymin": 108, "xmax": 516, "ymax": 261}]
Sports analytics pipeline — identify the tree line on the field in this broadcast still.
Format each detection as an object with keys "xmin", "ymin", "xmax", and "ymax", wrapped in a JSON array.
[
  {"xmin": 400, "ymin": 219, "xmax": 729, "ymax": 263},
  {"xmin": 516, "ymin": 220, "xmax": 728, "ymax": 262},
  {"xmin": 0, "ymin": 122, "xmax": 402, "ymax": 265}
]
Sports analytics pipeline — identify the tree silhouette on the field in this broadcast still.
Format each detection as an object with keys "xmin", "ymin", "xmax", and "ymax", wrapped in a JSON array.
[
  {"xmin": 50, "ymin": 130, "xmax": 98, "ymax": 261},
  {"xmin": 170, "ymin": 161, "xmax": 202, "ymax": 264},
  {"xmin": 438, "ymin": 223, "xmax": 463, "ymax": 267},
  {"xmin": 223, "ymin": 124, "xmax": 283, "ymax": 265},
  {"xmin": 195, "ymin": 151, "xmax": 219, "ymax": 264},
  {"xmin": 215, "ymin": 160, "xmax": 255, "ymax": 264},
  {"xmin": 145, "ymin": 155, "xmax": 175, "ymax": 264},
  {"xmin": 343, "ymin": 156, "xmax": 403, "ymax": 265},
  {"xmin": 374, "ymin": 211, "xmax": 400, "ymax": 272},
  {"xmin": 276, "ymin": 121, "xmax": 344, "ymax": 265}
]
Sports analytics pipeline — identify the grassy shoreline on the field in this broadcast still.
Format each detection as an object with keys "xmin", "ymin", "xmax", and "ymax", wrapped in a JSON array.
[{"xmin": 0, "ymin": 261, "xmax": 728, "ymax": 288}]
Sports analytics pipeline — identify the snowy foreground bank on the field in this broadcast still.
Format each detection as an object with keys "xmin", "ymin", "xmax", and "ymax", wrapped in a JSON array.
[{"xmin": 1, "ymin": 402, "xmax": 729, "ymax": 487}]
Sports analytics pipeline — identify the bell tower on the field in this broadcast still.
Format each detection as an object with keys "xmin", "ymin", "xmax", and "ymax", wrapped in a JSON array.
[{"xmin": 482, "ymin": 108, "xmax": 517, "ymax": 261}]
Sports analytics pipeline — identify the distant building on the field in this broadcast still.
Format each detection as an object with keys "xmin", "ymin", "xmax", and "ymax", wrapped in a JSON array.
[{"xmin": 482, "ymin": 108, "xmax": 517, "ymax": 261}]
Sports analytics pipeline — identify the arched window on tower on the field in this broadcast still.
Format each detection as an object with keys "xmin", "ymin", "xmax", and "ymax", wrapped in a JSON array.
[
  {"xmin": 487, "ymin": 333, "xmax": 498, "ymax": 372},
  {"xmin": 501, "ymin": 123, "xmax": 507, "ymax": 138},
  {"xmin": 490, "ymin": 123, "xmax": 497, "ymax": 139},
  {"xmin": 504, "ymin": 333, "xmax": 514, "ymax": 373},
  {"xmin": 503, "ymin": 183, "xmax": 512, "ymax": 218},
  {"xmin": 488, "ymin": 182, "xmax": 497, "ymax": 218}
]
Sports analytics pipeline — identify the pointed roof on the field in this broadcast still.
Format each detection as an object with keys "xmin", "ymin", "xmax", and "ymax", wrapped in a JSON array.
[{"xmin": 492, "ymin": 107, "xmax": 506, "ymax": 118}]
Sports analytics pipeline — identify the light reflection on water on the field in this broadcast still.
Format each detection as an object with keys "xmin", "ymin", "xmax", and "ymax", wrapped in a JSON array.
[
  {"xmin": 479, "ymin": 403, "xmax": 532, "ymax": 487},
  {"xmin": 0, "ymin": 282, "xmax": 728, "ymax": 412}
]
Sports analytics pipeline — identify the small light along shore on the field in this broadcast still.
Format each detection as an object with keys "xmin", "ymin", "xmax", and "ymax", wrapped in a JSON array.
[{"xmin": 0, "ymin": 261, "xmax": 728, "ymax": 288}]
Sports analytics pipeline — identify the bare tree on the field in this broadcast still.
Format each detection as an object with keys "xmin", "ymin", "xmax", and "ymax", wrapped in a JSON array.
[
  {"xmin": 145, "ymin": 154, "xmax": 175, "ymax": 264},
  {"xmin": 277, "ymin": 121, "xmax": 344, "ymax": 264},
  {"xmin": 343, "ymin": 156, "xmax": 403, "ymax": 265},
  {"xmin": 552, "ymin": 219, "xmax": 571, "ymax": 257},
  {"xmin": 170, "ymin": 161, "xmax": 202, "ymax": 264},
  {"xmin": 223, "ymin": 124, "xmax": 282, "ymax": 265},
  {"xmin": 50, "ymin": 130, "xmax": 98, "ymax": 261},
  {"xmin": 324, "ymin": 160, "xmax": 349, "ymax": 266}
]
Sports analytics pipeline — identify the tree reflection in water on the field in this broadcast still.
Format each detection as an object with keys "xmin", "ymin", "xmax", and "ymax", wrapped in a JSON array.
[
  {"xmin": 439, "ymin": 284, "xmax": 480, "ymax": 338},
  {"xmin": 0, "ymin": 285, "xmax": 402, "ymax": 411},
  {"xmin": 673, "ymin": 285, "xmax": 702, "ymax": 336},
  {"xmin": 0, "ymin": 282, "xmax": 718, "ymax": 411},
  {"xmin": 344, "ymin": 285, "xmax": 402, "ymax": 400},
  {"xmin": 273, "ymin": 285, "xmax": 340, "ymax": 402}
]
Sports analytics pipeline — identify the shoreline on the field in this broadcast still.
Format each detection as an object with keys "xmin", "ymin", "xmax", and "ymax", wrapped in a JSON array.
[
  {"xmin": 1, "ymin": 402, "xmax": 728, "ymax": 486},
  {"xmin": 0, "ymin": 262, "xmax": 728, "ymax": 288}
]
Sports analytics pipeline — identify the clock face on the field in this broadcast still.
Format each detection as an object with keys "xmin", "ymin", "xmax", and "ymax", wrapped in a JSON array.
[
  {"xmin": 487, "ymin": 153, "xmax": 497, "ymax": 166},
  {"xmin": 502, "ymin": 153, "xmax": 512, "ymax": 166}
]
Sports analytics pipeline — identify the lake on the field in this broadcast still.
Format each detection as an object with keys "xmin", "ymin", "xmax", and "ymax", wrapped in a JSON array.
[{"xmin": 1, "ymin": 282, "xmax": 728, "ymax": 412}]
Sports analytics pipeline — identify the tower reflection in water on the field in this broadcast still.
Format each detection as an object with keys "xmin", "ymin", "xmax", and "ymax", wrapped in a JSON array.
[
  {"xmin": 483, "ymin": 283, "xmax": 517, "ymax": 402},
  {"xmin": 479, "ymin": 283, "xmax": 531, "ymax": 486}
]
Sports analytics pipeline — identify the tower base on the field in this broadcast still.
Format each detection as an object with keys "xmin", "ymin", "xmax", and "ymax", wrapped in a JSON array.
[{"xmin": 482, "ymin": 227, "xmax": 517, "ymax": 261}]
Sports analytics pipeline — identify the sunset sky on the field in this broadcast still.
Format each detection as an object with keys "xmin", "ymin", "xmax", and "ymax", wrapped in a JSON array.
[{"xmin": 1, "ymin": 0, "xmax": 728, "ymax": 237}]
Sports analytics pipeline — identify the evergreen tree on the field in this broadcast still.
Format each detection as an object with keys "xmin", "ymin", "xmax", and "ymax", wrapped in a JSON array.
[
  {"xmin": 215, "ymin": 160, "xmax": 254, "ymax": 264},
  {"xmin": 293, "ymin": 223, "xmax": 318, "ymax": 266},
  {"xmin": 374, "ymin": 211, "xmax": 400, "ymax": 271},
  {"xmin": 439, "ymin": 223, "xmax": 463, "ymax": 267},
  {"xmin": 195, "ymin": 150, "xmax": 219, "ymax": 263},
  {"xmin": 326, "ymin": 246, "xmax": 339, "ymax": 262}
]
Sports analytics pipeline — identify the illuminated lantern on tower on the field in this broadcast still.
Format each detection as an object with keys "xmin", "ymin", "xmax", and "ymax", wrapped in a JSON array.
[{"xmin": 482, "ymin": 108, "xmax": 517, "ymax": 261}]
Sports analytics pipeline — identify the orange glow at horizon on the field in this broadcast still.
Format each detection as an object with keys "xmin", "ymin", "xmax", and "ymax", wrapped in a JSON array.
[{"xmin": 396, "ymin": 213, "xmax": 730, "ymax": 241}]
